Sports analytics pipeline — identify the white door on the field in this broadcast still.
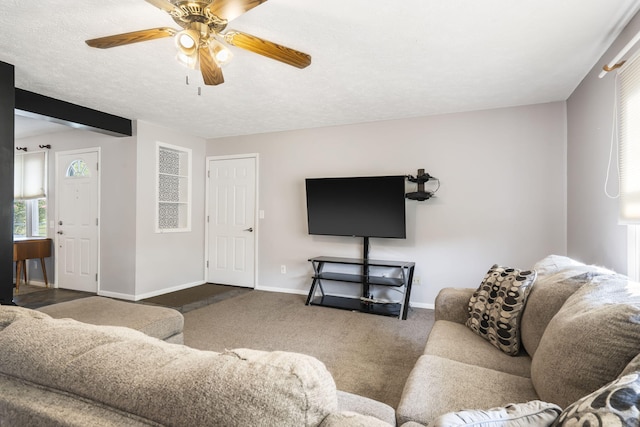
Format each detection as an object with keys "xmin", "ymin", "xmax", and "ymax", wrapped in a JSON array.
[
  {"xmin": 206, "ymin": 156, "xmax": 257, "ymax": 288},
  {"xmin": 55, "ymin": 149, "xmax": 100, "ymax": 293}
]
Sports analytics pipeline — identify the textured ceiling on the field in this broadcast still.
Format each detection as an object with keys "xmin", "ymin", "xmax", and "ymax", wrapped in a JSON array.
[{"xmin": 4, "ymin": 0, "xmax": 640, "ymax": 139}]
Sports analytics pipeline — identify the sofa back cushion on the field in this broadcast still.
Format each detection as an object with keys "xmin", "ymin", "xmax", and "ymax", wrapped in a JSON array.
[
  {"xmin": 0, "ymin": 316, "xmax": 338, "ymax": 427},
  {"xmin": 0, "ymin": 305, "xmax": 50, "ymax": 332},
  {"xmin": 530, "ymin": 274, "xmax": 640, "ymax": 408},
  {"xmin": 520, "ymin": 256, "xmax": 613, "ymax": 357}
]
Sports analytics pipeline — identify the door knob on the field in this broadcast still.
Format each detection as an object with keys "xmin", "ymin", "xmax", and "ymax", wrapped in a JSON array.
[
  {"xmin": 57, "ymin": 231, "xmax": 63, "ymax": 235},
  {"xmin": 244, "ymin": 227, "xmax": 254, "ymax": 232}
]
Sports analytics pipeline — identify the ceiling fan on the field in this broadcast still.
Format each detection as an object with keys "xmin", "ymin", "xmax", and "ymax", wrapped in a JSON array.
[{"xmin": 85, "ymin": 0, "xmax": 312, "ymax": 86}]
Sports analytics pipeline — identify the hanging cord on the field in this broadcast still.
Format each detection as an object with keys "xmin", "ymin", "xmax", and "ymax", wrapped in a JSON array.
[{"xmin": 605, "ymin": 73, "xmax": 621, "ymax": 199}]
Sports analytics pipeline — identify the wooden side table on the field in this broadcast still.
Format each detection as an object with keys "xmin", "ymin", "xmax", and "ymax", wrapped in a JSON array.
[{"xmin": 13, "ymin": 238, "xmax": 52, "ymax": 293}]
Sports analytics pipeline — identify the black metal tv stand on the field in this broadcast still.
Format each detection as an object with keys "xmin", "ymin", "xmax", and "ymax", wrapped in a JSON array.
[{"xmin": 305, "ymin": 239, "xmax": 415, "ymax": 319}]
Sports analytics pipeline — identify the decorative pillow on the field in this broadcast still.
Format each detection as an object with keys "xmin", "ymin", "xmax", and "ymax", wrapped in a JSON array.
[
  {"xmin": 552, "ymin": 372, "xmax": 640, "ymax": 427},
  {"xmin": 427, "ymin": 400, "xmax": 561, "ymax": 427},
  {"xmin": 466, "ymin": 264, "xmax": 537, "ymax": 355}
]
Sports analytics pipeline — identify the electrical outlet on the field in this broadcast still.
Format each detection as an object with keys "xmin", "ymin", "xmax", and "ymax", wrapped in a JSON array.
[
  {"xmin": 413, "ymin": 276, "xmax": 421, "ymax": 286},
  {"xmin": 280, "ymin": 265, "xmax": 287, "ymax": 274}
]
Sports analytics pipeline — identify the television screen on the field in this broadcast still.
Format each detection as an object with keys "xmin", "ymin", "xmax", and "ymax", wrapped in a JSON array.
[{"xmin": 305, "ymin": 175, "xmax": 406, "ymax": 239}]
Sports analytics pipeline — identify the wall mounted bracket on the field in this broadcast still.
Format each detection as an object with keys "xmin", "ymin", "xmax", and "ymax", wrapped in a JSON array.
[{"xmin": 406, "ymin": 168, "xmax": 439, "ymax": 201}]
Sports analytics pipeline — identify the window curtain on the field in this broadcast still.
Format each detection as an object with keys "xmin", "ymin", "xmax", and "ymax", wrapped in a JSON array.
[
  {"xmin": 618, "ymin": 51, "xmax": 640, "ymax": 223},
  {"xmin": 14, "ymin": 151, "xmax": 47, "ymax": 200}
]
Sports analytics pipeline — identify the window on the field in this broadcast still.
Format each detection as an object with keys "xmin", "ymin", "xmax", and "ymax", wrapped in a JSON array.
[
  {"xmin": 13, "ymin": 199, "xmax": 47, "ymax": 238},
  {"xmin": 618, "ymin": 51, "xmax": 640, "ymax": 222},
  {"xmin": 618, "ymin": 50, "xmax": 640, "ymax": 280},
  {"xmin": 66, "ymin": 159, "xmax": 91, "ymax": 177},
  {"xmin": 156, "ymin": 142, "xmax": 191, "ymax": 232},
  {"xmin": 14, "ymin": 151, "xmax": 47, "ymax": 238}
]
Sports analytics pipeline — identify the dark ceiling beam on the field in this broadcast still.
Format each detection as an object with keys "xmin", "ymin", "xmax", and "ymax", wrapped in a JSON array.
[
  {"xmin": 15, "ymin": 89, "xmax": 132, "ymax": 137},
  {"xmin": 0, "ymin": 62, "xmax": 15, "ymax": 305}
]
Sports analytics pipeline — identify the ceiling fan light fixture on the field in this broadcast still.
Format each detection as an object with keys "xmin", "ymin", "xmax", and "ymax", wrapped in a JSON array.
[
  {"xmin": 209, "ymin": 39, "xmax": 233, "ymax": 66},
  {"xmin": 176, "ymin": 50, "xmax": 198, "ymax": 69},
  {"xmin": 175, "ymin": 29, "xmax": 200, "ymax": 55}
]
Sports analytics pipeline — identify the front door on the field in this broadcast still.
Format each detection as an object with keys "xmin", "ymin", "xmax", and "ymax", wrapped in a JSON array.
[
  {"xmin": 206, "ymin": 155, "xmax": 257, "ymax": 288},
  {"xmin": 55, "ymin": 149, "xmax": 100, "ymax": 293}
]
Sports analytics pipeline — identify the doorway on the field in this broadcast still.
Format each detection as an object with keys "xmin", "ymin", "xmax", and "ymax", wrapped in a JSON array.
[
  {"xmin": 205, "ymin": 154, "xmax": 258, "ymax": 288},
  {"xmin": 55, "ymin": 148, "xmax": 100, "ymax": 293}
]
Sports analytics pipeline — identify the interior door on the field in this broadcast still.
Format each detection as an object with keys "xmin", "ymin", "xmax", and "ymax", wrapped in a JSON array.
[
  {"xmin": 206, "ymin": 156, "xmax": 257, "ymax": 288},
  {"xmin": 55, "ymin": 149, "xmax": 99, "ymax": 293}
]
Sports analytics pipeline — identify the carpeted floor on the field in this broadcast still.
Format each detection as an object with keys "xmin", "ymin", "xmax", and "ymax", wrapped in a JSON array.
[{"xmin": 183, "ymin": 290, "xmax": 434, "ymax": 408}]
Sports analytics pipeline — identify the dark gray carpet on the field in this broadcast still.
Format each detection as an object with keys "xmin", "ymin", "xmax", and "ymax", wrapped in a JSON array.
[
  {"xmin": 183, "ymin": 290, "xmax": 434, "ymax": 408},
  {"xmin": 142, "ymin": 283, "xmax": 250, "ymax": 312}
]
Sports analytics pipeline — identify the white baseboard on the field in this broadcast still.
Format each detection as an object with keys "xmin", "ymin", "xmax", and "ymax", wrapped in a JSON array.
[
  {"xmin": 410, "ymin": 301, "xmax": 435, "ymax": 310},
  {"xmin": 97, "ymin": 290, "xmax": 136, "ymax": 301},
  {"xmin": 98, "ymin": 281, "xmax": 206, "ymax": 302},
  {"xmin": 16, "ymin": 280, "xmax": 50, "ymax": 288},
  {"xmin": 255, "ymin": 285, "xmax": 308, "ymax": 295},
  {"xmin": 133, "ymin": 281, "xmax": 207, "ymax": 301}
]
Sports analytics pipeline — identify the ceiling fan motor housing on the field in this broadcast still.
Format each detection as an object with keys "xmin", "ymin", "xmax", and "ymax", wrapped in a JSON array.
[{"xmin": 170, "ymin": 1, "xmax": 228, "ymax": 34}]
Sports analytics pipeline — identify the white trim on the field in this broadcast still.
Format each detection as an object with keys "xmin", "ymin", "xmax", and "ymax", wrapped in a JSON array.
[
  {"xmin": 54, "ymin": 147, "xmax": 101, "ymax": 294},
  {"xmin": 255, "ymin": 285, "xmax": 308, "ymax": 295},
  {"xmin": 204, "ymin": 153, "xmax": 259, "ymax": 289},
  {"xmin": 132, "ymin": 280, "xmax": 206, "ymax": 301},
  {"xmin": 97, "ymin": 290, "xmax": 136, "ymax": 301},
  {"xmin": 155, "ymin": 141, "xmax": 193, "ymax": 233}
]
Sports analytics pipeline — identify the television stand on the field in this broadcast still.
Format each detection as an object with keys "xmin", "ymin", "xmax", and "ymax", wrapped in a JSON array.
[{"xmin": 305, "ymin": 256, "xmax": 415, "ymax": 319}]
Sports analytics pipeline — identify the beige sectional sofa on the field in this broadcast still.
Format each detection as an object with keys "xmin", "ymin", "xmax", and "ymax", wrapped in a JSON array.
[
  {"xmin": 2, "ymin": 254, "xmax": 639, "ymax": 426},
  {"xmin": 397, "ymin": 255, "xmax": 640, "ymax": 426}
]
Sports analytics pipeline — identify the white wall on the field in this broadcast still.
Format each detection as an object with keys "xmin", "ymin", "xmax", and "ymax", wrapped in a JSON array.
[
  {"xmin": 207, "ymin": 102, "xmax": 567, "ymax": 307},
  {"xmin": 15, "ymin": 128, "xmax": 137, "ymax": 295},
  {"xmin": 566, "ymin": 13, "xmax": 640, "ymax": 273},
  {"xmin": 133, "ymin": 121, "xmax": 207, "ymax": 299}
]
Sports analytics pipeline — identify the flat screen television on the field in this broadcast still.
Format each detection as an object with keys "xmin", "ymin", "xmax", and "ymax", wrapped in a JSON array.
[{"xmin": 305, "ymin": 175, "xmax": 406, "ymax": 239}]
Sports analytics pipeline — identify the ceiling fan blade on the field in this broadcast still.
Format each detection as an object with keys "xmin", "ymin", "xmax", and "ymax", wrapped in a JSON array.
[
  {"xmin": 145, "ymin": 0, "xmax": 181, "ymax": 14},
  {"xmin": 206, "ymin": 0, "xmax": 268, "ymax": 22},
  {"xmin": 86, "ymin": 28, "xmax": 176, "ymax": 49},
  {"xmin": 224, "ymin": 31, "xmax": 311, "ymax": 69},
  {"xmin": 199, "ymin": 46, "xmax": 225, "ymax": 85}
]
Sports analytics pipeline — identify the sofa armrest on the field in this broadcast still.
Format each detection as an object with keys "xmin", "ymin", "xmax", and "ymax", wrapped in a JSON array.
[
  {"xmin": 434, "ymin": 287, "xmax": 475, "ymax": 324},
  {"xmin": 336, "ymin": 391, "xmax": 396, "ymax": 425},
  {"xmin": 320, "ymin": 411, "xmax": 394, "ymax": 427}
]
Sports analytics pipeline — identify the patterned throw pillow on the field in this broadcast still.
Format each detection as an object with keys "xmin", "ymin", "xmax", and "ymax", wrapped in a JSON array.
[
  {"xmin": 552, "ymin": 372, "xmax": 640, "ymax": 427},
  {"xmin": 466, "ymin": 264, "xmax": 537, "ymax": 355},
  {"xmin": 427, "ymin": 400, "xmax": 561, "ymax": 427}
]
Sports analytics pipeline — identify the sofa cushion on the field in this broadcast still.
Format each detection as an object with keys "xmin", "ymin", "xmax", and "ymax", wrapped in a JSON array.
[
  {"xmin": 0, "ymin": 316, "xmax": 338, "ymax": 427},
  {"xmin": 397, "ymin": 355, "xmax": 540, "ymax": 426},
  {"xmin": 531, "ymin": 274, "xmax": 640, "ymax": 408},
  {"xmin": 426, "ymin": 400, "xmax": 561, "ymax": 427},
  {"xmin": 0, "ymin": 305, "xmax": 50, "ymax": 332},
  {"xmin": 520, "ymin": 256, "xmax": 613, "ymax": 357},
  {"xmin": 621, "ymin": 353, "xmax": 640, "ymax": 377},
  {"xmin": 424, "ymin": 320, "xmax": 532, "ymax": 378},
  {"xmin": 530, "ymin": 254, "xmax": 584, "ymax": 278},
  {"xmin": 0, "ymin": 372, "xmax": 160, "ymax": 426},
  {"xmin": 466, "ymin": 265, "xmax": 537, "ymax": 356},
  {"xmin": 552, "ymin": 371, "xmax": 640, "ymax": 426},
  {"xmin": 336, "ymin": 390, "xmax": 396, "ymax": 426},
  {"xmin": 320, "ymin": 411, "xmax": 393, "ymax": 427},
  {"xmin": 38, "ymin": 296, "xmax": 184, "ymax": 343}
]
